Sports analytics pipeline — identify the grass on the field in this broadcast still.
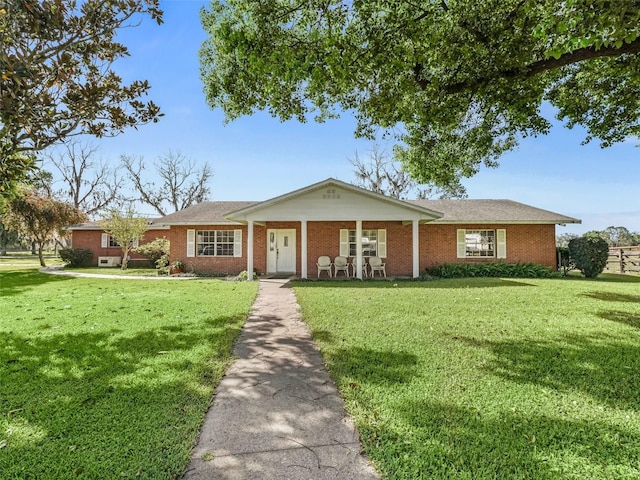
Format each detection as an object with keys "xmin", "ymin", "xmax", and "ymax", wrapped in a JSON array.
[
  {"xmin": 0, "ymin": 251, "xmax": 63, "ymax": 266},
  {"xmin": 0, "ymin": 267, "xmax": 257, "ymax": 479},
  {"xmin": 293, "ymin": 274, "xmax": 640, "ymax": 479},
  {"xmin": 64, "ymin": 266, "xmax": 161, "ymax": 277}
]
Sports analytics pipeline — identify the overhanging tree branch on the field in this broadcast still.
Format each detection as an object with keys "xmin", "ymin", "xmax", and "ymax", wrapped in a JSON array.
[
  {"xmin": 421, "ymin": 37, "xmax": 640, "ymax": 94},
  {"xmin": 200, "ymin": 1, "xmax": 640, "ymax": 191}
]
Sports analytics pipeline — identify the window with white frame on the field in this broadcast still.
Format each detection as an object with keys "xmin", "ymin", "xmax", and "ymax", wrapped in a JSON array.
[
  {"xmin": 101, "ymin": 233, "xmax": 138, "ymax": 248},
  {"xmin": 465, "ymin": 230, "xmax": 495, "ymax": 257},
  {"xmin": 340, "ymin": 229, "xmax": 387, "ymax": 258},
  {"xmin": 457, "ymin": 229, "xmax": 506, "ymax": 259},
  {"xmin": 187, "ymin": 229, "xmax": 242, "ymax": 258},
  {"xmin": 349, "ymin": 230, "xmax": 377, "ymax": 257},
  {"xmin": 197, "ymin": 230, "xmax": 236, "ymax": 256}
]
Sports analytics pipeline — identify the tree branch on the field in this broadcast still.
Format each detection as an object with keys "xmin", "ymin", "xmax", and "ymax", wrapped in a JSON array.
[{"xmin": 428, "ymin": 37, "xmax": 640, "ymax": 94}]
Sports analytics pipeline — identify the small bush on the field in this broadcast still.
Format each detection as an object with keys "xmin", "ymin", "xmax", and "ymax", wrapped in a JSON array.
[
  {"xmin": 59, "ymin": 248, "xmax": 93, "ymax": 267},
  {"xmin": 426, "ymin": 262, "xmax": 555, "ymax": 279},
  {"xmin": 556, "ymin": 246, "xmax": 575, "ymax": 276},
  {"xmin": 568, "ymin": 234, "xmax": 609, "ymax": 278},
  {"xmin": 156, "ymin": 253, "xmax": 169, "ymax": 272},
  {"xmin": 235, "ymin": 270, "xmax": 258, "ymax": 281},
  {"xmin": 134, "ymin": 237, "xmax": 170, "ymax": 266}
]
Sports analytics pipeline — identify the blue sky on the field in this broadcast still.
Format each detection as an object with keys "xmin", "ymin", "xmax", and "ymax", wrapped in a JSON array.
[{"xmin": 82, "ymin": 0, "xmax": 639, "ymax": 235}]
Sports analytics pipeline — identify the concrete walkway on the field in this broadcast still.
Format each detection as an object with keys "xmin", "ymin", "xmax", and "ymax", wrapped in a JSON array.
[
  {"xmin": 184, "ymin": 279, "xmax": 379, "ymax": 480},
  {"xmin": 38, "ymin": 266, "xmax": 197, "ymax": 280}
]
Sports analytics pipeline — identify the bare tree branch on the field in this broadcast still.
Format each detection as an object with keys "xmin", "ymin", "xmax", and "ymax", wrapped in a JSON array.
[
  {"xmin": 44, "ymin": 140, "xmax": 122, "ymax": 217},
  {"xmin": 349, "ymin": 145, "xmax": 465, "ymax": 199},
  {"xmin": 120, "ymin": 154, "xmax": 167, "ymax": 216},
  {"xmin": 121, "ymin": 151, "xmax": 212, "ymax": 216}
]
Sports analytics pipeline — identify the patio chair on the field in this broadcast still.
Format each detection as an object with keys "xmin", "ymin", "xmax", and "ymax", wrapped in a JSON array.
[
  {"xmin": 352, "ymin": 258, "xmax": 368, "ymax": 278},
  {"xmin": 360, "ymin": 258, "xmax": 369, "ymax": 278},
  {"xmin": 317, "ymin": 255, "xmax": 332, "ymax": 278},
  {"xmin": 333, "ymin": 256, "xmax": 350, "ymax": 277},
  {"xmin": 369, "ymin": 256, "xmax": 386, "ymax": 278}
]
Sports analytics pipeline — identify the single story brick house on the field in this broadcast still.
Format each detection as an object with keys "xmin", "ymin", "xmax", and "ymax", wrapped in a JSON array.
[{"xmin": 67, "ymin": 178, "xmax": 580, "ymax": 278}]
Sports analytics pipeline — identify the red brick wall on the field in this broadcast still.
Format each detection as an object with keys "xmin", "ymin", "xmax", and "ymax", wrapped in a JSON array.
[
  {"xmin": 420, "ymin": 224, "xmax": 558, "ymax": 270},
  {"xmin": 307, "ymin": 221, "xmax": 352, "ymax": 276},
  {"xmin": 169, "ymin": 225, "xmax": 251, "ymax": 275},
  {"xmin": 307, "ymin": 222, "xmax": 557, "ymax": 276},
  {"xmin": 306, "ymin": 221, "xmax": 414, "ymax": 277},
  {"xmin": 70, "ymin": 229, "xmax": 169, "ymax": 266},
  {"xmin": 163, "ymin": 222, "xmax": 558, "ymax": 276}
]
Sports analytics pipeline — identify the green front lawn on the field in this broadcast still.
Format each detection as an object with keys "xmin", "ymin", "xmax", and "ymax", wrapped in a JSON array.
[
  {"xmin": 293, "ymin": 275, "xmax": 640, "ymax": 479},
  {"xmin": 0, "ymin": 251, "xmax": 64, "ymax": 266},
  {"xmin": 63, "ymin": 266, "xmax": 160, "ymax": 276},
  {"xmin": 0, "ymin": 267, "xmax": 257, "ymax": 479}
]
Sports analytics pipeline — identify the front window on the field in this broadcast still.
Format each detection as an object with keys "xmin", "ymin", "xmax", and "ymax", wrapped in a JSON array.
[
  {"xmin": 348, "ymin": 230, "xmax": 378, "ymax": 257},
  {"xmin": 465, "ymin": 230, "xmax": 495, "ymax": 257},
  {"xmin": 197, "ymin": 230, "xmax": 235, "ymax": 257},
  {"xmin": 108, "ymin": 236, "xmax": 119, "ymax": 247}
]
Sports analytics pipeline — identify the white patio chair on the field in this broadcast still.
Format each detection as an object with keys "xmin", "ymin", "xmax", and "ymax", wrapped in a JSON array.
[
  {"xmin": 333, "ymin": 256, "xmax": 350, "ymax": 277},
  {"xmin": 352, "ymin": 258, "xmax": 368, "ymax": 278},
  {"xmin": 317, "ymin": 255, "xmax": 332, "ymax": 278},
  {"xmin": 369, "ymin": 256, "xmax": 386, "ymax": 278}
]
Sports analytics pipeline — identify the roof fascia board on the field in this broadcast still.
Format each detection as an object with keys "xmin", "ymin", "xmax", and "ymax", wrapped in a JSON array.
[
  {"xmin": 432, "ymin": 220, "xmax": 582, "ymax": 225},
  {"xmin": 155, "ymin": 221, "xmax": 244, "ymax": 226},
  {"xmin": 66, "ymin": 225, "xmax": 170, "ymax": 230}
]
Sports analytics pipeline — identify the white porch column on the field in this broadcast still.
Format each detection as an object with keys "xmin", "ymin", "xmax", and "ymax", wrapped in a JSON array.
[
  {"xmin": 412, "ymin": 219, "xmax": 420, "ymax": 278},
  {"xmin": 247, "ymin": 220, "xmax": 254, "ymax": 281},
  {"xmin": 301, "ymin": 220, "xmax": 308, "ymax": 279},
  {"xmin": 356, "ymin": 220, "xmax": 363, "ymax": 280}
]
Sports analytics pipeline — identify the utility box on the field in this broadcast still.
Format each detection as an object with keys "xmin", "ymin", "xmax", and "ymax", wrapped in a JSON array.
[{"xmin": 97, "ymin": 256, "xmax": 122, "ymax": 267}]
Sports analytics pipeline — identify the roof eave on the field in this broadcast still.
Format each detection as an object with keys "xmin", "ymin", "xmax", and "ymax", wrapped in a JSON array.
[
  {"xmin": 433, "ymin": 219, "xmax": 582, "ymax": 225},
  {"xmin": 156, "ymin": 220, "xmax": 243, "ymax": 226},
  {"xmin": 66, "ymin": 225, "xmax": 170, "ymax": 230}
]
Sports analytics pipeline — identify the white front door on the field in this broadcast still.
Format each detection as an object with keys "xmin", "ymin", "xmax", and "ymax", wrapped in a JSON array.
[{"xmin": 267, "ymin": 229, "xmax": 296, "ymax": 273}]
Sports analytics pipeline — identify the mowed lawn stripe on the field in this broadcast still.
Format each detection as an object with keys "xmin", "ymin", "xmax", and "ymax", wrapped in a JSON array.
[
  {"xmin": 293, "ymin": 276, "xmax": 640, "ymax": 480},
  {"xmin": 0, "ymin": 267, "xmax": 257, "ymax": 479}
]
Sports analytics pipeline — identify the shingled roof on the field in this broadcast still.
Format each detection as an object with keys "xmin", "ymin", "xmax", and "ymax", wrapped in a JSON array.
[
  {"xmin": 157, "ymin": 201, "xmax": 258, "ymax": 225},
  {"xmin": 408, "ymin": 199, "xmax": 580, "ymax": 224},
  {"xmin": 66, "ymin": 219, "xmax": 168, "ymax": 230},
  {"xmin": 67, "ymin": 196, "xmax": 579, "ymax": 228},
  {"xmin": 153, "ymin": 198, "xmax": 579, "ymax": 225}
]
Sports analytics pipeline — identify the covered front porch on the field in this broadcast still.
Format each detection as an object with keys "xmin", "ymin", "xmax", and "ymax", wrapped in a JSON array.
[
  {"xmin": 224, "ymin": 179, "xmax": 442, "ymax": 281},
  {"xmin": 251, "ymin": 220, "xmax": 426, "ymax": 279}
]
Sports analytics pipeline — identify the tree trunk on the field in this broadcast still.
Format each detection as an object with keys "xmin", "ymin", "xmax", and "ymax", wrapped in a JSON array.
[
  {"xmin": 121, "ymin": 247, "xmax": 129, "ymax": 270},
  {"xmin": 0, "ymin": 226, "xmax": 7, "ymax": 256},
  {"xmin": 38, "ymin": 244, "xmax": 46, "ymax": 267},
  {"xmin": 31, "ymin": 240, "xmax": 37, "ymax": 255}
]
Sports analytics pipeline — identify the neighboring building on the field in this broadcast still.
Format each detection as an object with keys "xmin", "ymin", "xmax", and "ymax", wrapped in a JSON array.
[{"xmin": 67, "ymin": 179, "xmax": 580, "ymax": 277}]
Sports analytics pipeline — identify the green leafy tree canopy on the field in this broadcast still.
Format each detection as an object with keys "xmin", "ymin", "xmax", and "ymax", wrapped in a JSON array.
[
  {"xmin": 589, "ymin": 226, "xmax": 640, "ymax": 247},
  {"xmin": 100, "ymin": 206, "xmax": 148, "ymax": 270},
  {"xmin": 0, "ymin": 0, "xmax": 164, "ymax": 192},
  {"xmin": 200, "ymin": 0, "xmax": 640, "ymax": 192},
  {"xmin": 3, "ymin": 188, "xmax": 86, "ymax": 266}
]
